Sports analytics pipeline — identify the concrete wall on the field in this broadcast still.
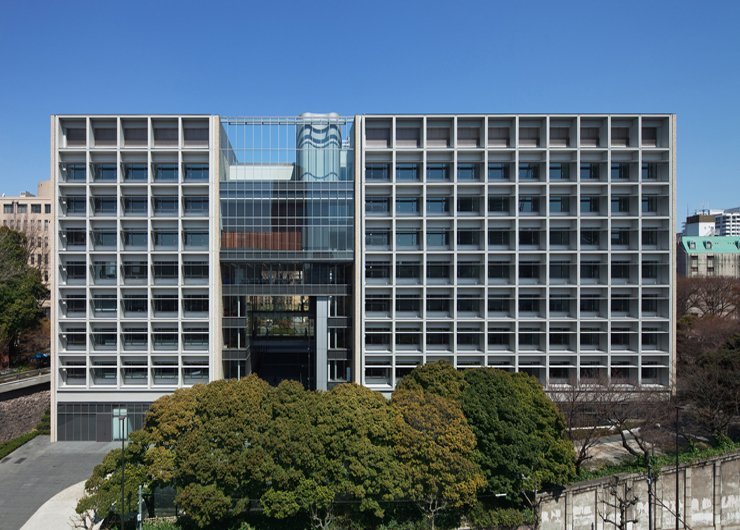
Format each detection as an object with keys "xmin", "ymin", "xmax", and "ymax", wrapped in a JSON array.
[{"xmin": 540, "ymin": 452, "xmax": 740, "ymax": 530}]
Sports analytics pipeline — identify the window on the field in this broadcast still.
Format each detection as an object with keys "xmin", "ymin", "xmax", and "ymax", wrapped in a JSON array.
[
  {"xmin": 396, "ymin": 197, "xmax": 420, "ymax": 214},
  {"xmin": 519, "ymin": 294, "xmax": 540, "ymax": 312},
  {"xmin": 642, "ymin": 127, "xmax": 658, "ymax": 146},
  {"xmin": 31, "ymin": 204, "xmax": 41, "ymax": 214},
  {"xmin": 64, "ymin": 294, "xmax": 86, "ymax": 314},
  {"xmin": 457, "ymin": 230, "xmax": 480, "ymax": 246},
  {"xmin": 642, "ymin": 229, "xmax": 659, "ymax": 246},
  {"xmin": 45, "ymin": 204, "xmax": 51, "ymax": 214},
  {"xmin": 580, "ymin": 196, "xmax": 599, "ymax": 213},
  {"xmin": 154, "ymin": 197, "xmax": 178, "ymax": 215},
  {"xmin": 611, "ymin": 262, "xmax": 630, "ymax": 280},
  {"xmin": 642, "ymin": 294, "xmax": 659, "ymax": 313},
  {"xmin": 488, "ymin": 163, "xmax": 510, "ymax": 180},
  {"xmin": 611, "ymin": 127, "xmax": 630, "ymax": 146},
  {"xmin": 550, "ymin": 127, "xmax": 570, "ymax": 147},
  {"xmin": 426, "ymin": 230, "xmax": 449, "ymax": 247},
  {"xmin": 611, "ymin": 294, "xmax": 630, "ymax": 312},
  {"xmin": 642, "ymin": 261, "xmax": 659, "ymax": 280},
  {"xmin": 580, "ymin": 329, "xmax": 600, "ymax": 346},
  {"xmin": 426, "ymin": 163, "xmax": 449, "ymax": 180},
  {"xmin": 611, "ymin": 163, "xmax": 630, "ymax": 180},
  {"xmin": 365, "ymin": 229, "xmax": 390, "ymax": 246},
  {"xmin": 488, "ymin": 127, "xmax": 509, "ymax": 147},
  {"xmin": 63, "ymin": 197, "xmax": 87, "ymax": 215},
  {"xmin": 457, "ymin": 331, "xmax": 479, "ymax": 347},
  {"xmin": 550, "ymin": 296, "xmax": 570, "ymax": 313},
  {"xmin": 519, "ymin": 262, "xmax": 540, "ymax": 279},
  {"xmin": 580, "ymin": 295, "xmax": 600, "ymax": 312},
  {"xmin": 611, "ymin": 196, "xmax": 630, "ymax": 213},
  {"xmin": 396, "ymin": 163, "xmax": 420, "ymax": 181},
  {"xmin": 611, "ymin": 330, "xmax": 630, "ymax": 346},
  {"xmin": 457, "ymin": 196, "xmax": 480, "ymax": 213},
  {"xmin": 550, "ymin": 196, "xmax": 570, "ymax": 214},
  {"xmin": 44, "ymin": 220, "xmax": 49, "ymax": 230},
  {"xmin": 184, "ymin": 164, "xmax": 209, "ymax": 181},
  {"xmin": 457, "ymin": 262, "xmax": 480, "ymax": 279},
  {"xmin": 519, "ymin": 128, "xmax": 540, "ymax": 147},
  {"xmin": 366, "ymin": 263, "xmax": 391, "ymax": 280},
  {"xmin": 124, "ymin": 164, "xmax": 148, "ymax": 181},
  {"xmin": 458, "ymin": 127, "xmax": 480, "ymax": 147},
  {"xmin": 184, "ymin": 197, "xmax": 208, "ymax": 215},
  {"xmin": 64, "ymin": 229, "xmax": 86, "ymax": 246},
  {"xmin": 395, "ymin": 296, "xmax": 421, "ymax": 313},
  {"xmin": 92, "ymin": 164, "xmax": 116, "ymax": 181},
  {"xmin": 153, "ymin": 294, "xmax": 178, "ymax": 313},
  {"xmin": 123, "ymin": 262, "xmax": 148, "ymax": 280},
  {"xmin": 65, "ymin": 261, "xmax": 86, "ymax": 280},
  {"xmin": 92, "ymin": 261, "xmax": 117, "ymax": 280},
  {"xmin": 519, "ymin": 163, "xmax": 540, "ymax": 180},
  {"xmin": 2, "ymin": 204, "xmax": 12, "ymax": 214},
  {"xmin": 581, "ymin": 127, "xmax": 600, "ymax": 147},
  {"xmin": 488, "ymin": 295, "xmax": 510, "ymax": 313},
  {"xmin": 519, "ymin": 329, "xmax": 540, "ymax": 346},
  {"xmin": 549, "ymin": 261, "xmax": 570, "ymax": 280},
  {"xmin": 519, "ymin": 196, "xmax": 540, "ymax": 213},
  {"xmin": 366, "ymin": 163, "xmax": 390, "ymax": 181},
  {"xmin": 427, "ymin": 127, "xmax": 450, "ymax": 147},
  {"xmin": 123, "ymin": 295, "xmax": 147, "ymax": 314},
  {"xmin": 426, "ymin": 263, "xmax": 450, "ymax": 279},
  {"xmin": 396, "ymin": 128, "xmax": 420, "ymax": 148},
  {"xmin": 550, "ymin": 229, "xmax": 570, "ymax": 246},
  {"xmin": 184, "ymin": 262, "xmax": 209, "ymax": 279},
  {"xmin": 155, "ymin": 164, "xmax": 178, "ymax": 181},
  {"xmin": 581, "ymin": 261, "xmax": 600, "ymax": 279},
  {"xmin": 488, "ymin": 262, "xmax": 510, "ymax": 279},
  {"xmin": 457, "ymin": 163, "xmax": 479, "ymax": 180},
  {"xmin": 366, "ymin": 127, "xmax": 390, "ymax": 147},
  {"xmin": 93, "ymin": 197, "xmax": 116, "ymax": 215},
  {"xmin": 611, "ymin": 229, "xmax": 630, "ymax": 246},
  {"xmin": 642, "ymin": 163, "xmax": 658, "ymax": 180},
  {"xmin": 519, "ymin": 230, "xmax": 539, "ymax": 246},
  {"xmin": 457, "ymin": 295, "xmax": 480, "ymax": 313},
  {"xmin": 396, "ymin": 262, "xmax": 421, "ymax": 280},
  {"xmin": 581, "ymin": 230, "xmax": 600, "ymax": 246},
  {"xmin": 580, "ymin": 163, "xmax": 600, "ymax": 180},
  {"xmin": 153, "ymin": 231, "xmax": 178, "ymax": 247},
  {"xmin": 396, "ymin": 230, "xmax": 419, "ymax": 247},
  {"xmin": 550, "ymin": 163, "xmax": 570, "ymax": 180},
  {"xmin": 426, "ymin": 197, "xmax": 450, "ymax": 214},
  {"xmin": 124, "ymin": 197, "xmax": 148, "ymax": 214},
  {"xmin": 92, "ymin": 231, "xmax": 116, "ymax": 247},
  {"xmin": 488, "ymin": 329, "xmax": 510, "ymax": 346},
  {"xmin": 549, "ymin": 329, "xmax": 570, "ymax": 346},
  {"xmin": 488, "ymin": 197, "xmax": 509, "ymax": 213},
  {"xmin": 366, "ymin": 197, "xmax": 390, "ymax": 214},
  {"xmin": 642, "ymin": 196, "xmax": 658, "ymax": 213},
  {"xmin": 153, "ymin": 262, "xmax": 178, "ymax": 280},
  {"xmin": 488, "ymin": 230, "xmax": 510, "ymax": 246},
  {"xmin": 365, "ymin": 332, "xmax": 390, "ymax": 346},
  {"xmin": 184, "ymin": 231, "xmax": 208, "ymax": 247}
]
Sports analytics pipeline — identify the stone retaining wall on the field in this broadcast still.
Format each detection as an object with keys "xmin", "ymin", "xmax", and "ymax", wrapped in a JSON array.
[{"xmin": 0, "ymin": 389, "xmax": 49, "ymax": 443}]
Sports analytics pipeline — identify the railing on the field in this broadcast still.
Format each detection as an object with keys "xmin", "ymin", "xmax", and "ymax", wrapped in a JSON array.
[{"xmin": 0, "ymin": 368, "xmax": 51, "ymax": 385}]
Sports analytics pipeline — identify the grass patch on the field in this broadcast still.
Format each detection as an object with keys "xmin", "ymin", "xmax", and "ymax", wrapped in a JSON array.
[{"xmin": 576, "ymin": 441, "xmax": 740, "ymax": 482}]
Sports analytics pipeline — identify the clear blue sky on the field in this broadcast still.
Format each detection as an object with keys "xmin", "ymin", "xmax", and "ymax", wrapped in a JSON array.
[{"xmin": 0, "ymin": 0, "xmax": 737, "ymax": 220}]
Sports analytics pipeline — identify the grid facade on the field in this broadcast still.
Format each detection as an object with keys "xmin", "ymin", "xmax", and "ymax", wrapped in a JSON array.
[
  {"xmin": 52, "ymin": 115, "xmax": 219, "ymax": 440},
  {"xmin": 359, "ymin": 114, "xmax": 675, "ymax": 390}
]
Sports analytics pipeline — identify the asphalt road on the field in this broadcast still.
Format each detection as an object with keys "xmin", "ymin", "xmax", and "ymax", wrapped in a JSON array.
[{"xmin": 0, "ymin": 435, "xmax": 118, "ymax": 530}]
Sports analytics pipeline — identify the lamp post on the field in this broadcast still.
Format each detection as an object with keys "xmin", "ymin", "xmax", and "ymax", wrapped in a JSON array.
[
  {"xmin": 675, "ymin": 406, "xmax": 686, "ymax": 530},
  {"xmin": 120, "ymin": 414, "xmax": 126, "ymax": 530}
]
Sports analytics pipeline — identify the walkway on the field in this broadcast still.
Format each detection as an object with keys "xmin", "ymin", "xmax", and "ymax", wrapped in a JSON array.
[{"xmin": 0, "ymin": 435, "xmax": 118, "ymax": 530}]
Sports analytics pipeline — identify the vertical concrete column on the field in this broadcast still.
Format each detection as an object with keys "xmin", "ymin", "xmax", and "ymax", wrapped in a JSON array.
[
  {"xmin": 316, "ymin": 296, "xmax": 328, "ymax": 390},
  {"xmin": 684, "ymin": 467, "xmax": 692, "ymax": 528},
  {"xmin": 565, "ymin": 489, "xmax": 573, "ymax": 530},
  {"xmin": 714, "ymin": 460, "xmax": 722, "ymax": 530}
]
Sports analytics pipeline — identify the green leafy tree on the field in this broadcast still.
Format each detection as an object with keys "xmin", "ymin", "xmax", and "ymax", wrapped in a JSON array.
[
  {"xmin": 395, "ymin": 359, "xmax": 468, "ymax": 401},
  {"xmin": 461, "ymin": 369, "xmax": 576, "ymax": 500},
  {"xmin": 392, "ymin": 390, "xmax": 484, "ymax": 530},
  {"xmin": 0, "ymin": 227, "xmax": 47, "ymax": 362}
]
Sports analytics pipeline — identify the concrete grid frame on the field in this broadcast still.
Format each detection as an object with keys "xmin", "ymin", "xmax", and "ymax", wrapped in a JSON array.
[{"xmin": 358, "ymin": 114, "xmax": 676, "ymax": 393}]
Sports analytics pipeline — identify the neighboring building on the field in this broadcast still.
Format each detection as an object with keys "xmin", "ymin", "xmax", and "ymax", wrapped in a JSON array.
[
  {"xmin": 684, "ymin": 214, "xmax": 716, "ymax": 237},
  {"xmin": 715, "ymin": 208, "xmax": 740, "ymax": 236},
  {"xmin": 51, "ymin": 114, "xmax": 676, "ymax": 441},
  {"xmin": 0, "ymin": 180, "xmax": 53, "ymax": 286},
  {"xmin": 677, "ymin": 236, "xmax": 740, "ymax": 277}
]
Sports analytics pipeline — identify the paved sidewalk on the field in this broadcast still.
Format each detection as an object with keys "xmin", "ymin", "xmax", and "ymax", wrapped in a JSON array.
[
  {"xmin": 0, "ymin": 435, "xmax": 118, "ymax": 530},
  {"xmin": 20, "ymin": 480, "xmax": 89, "ymax": 530}
]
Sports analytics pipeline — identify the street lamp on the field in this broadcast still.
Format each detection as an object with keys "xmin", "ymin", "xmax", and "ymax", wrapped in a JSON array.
[
  {"xmin": 120, "ymin": 415, "xmax": 126, "ymax": 530},
  {"xmin": 675, "ymin": 406, "xmax": 686, "ymax": 530}
]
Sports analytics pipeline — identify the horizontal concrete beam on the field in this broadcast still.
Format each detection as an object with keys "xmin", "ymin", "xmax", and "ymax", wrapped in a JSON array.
[{"xmin": 0, "ymin": 374, "xmax": 51, "ymax": 394}]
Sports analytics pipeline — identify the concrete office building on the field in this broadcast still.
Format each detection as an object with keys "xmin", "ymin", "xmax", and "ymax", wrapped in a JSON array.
[
  {"xmin": 51, "ymin": 114, "xmax": 676, "ymax": 441},
  {"xmin": 677, "ymin": 236, "xmax": 740, "ymax": 278},
  {"xmin": 715, "ymin": 208, "xmax": 740, "ymax": 236}
]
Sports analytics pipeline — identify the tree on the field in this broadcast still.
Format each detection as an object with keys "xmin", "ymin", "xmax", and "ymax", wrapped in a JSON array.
[
  {"xmin": 395, "ymin": 359, "xmax": 468, "ymax": 401},
  {"xmin": 0, "ymin": 227, "xmax": 48, "ymax": 366},
  {"xmin": 679, "ymin": 334, "xmax": 740, "ymax": 444},
  {"xmin": 460, "ymin": 369, "xmax": 576, "ymax": 502},
  {"xmin": 598, "ymin": 476, "xmax": 639, "ymax": 530},
  {"xmin": 392, "ymin": 390, "xmax": 484, "ymax": 530}
]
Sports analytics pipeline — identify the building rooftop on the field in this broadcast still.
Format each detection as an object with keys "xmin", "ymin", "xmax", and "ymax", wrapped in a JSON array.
[{"xmin": 681, "ymin": 236, "xmax": 740, "ymax": 254}]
